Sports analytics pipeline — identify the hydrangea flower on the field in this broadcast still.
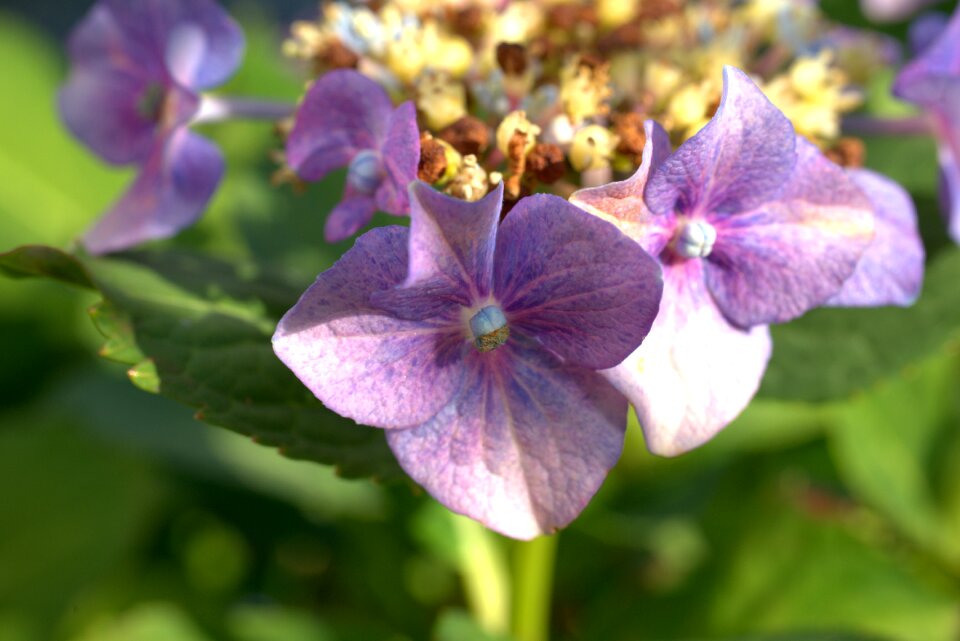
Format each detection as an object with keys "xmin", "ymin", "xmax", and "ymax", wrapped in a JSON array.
[
  {"xmin": 60, "ymin": 0, "xmax": 244, "ymax": 254},
  {"xmin": 894, "ymin": 7, "xmax": 960, "ymax": 243},
  {"xmin": 286, "ymin": 70, "xmax": 420, "ymax": 242},
  {"xmin": 570, "ymin": 66, "xmax": 900, "ymax": 456},
  {"xmin": 273, "ymin": 182, "xmax": 662, "ymax": 538}
]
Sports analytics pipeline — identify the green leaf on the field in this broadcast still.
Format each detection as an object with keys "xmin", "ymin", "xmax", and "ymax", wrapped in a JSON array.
[
  {"xmin": 68, "ymin": 604, "xmax": 212, "ymax": 641},
  {"xmin": 0, "ymin": 245, "xmax": 92, "ymax": 289},
  {"xmin": 434, "ymin": 610, "xmax": 517, "ymax": 641},
  {"xmin": 80, "ymin": 251, "xmax": 403, "ymax": 481},
  {"xmin": 829, "ymin": 350, "xmax": 960, "ymax": 568},
  {"xmin": 761, "ymin": 248, "xmax": 960, "ymax": 402}
]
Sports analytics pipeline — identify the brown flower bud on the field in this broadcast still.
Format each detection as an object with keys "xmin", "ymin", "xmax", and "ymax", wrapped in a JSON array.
[
  {"xmin": 824, "ymin": 137, "xmax": 866, "ymax": 168},
  {"xmin": 527, "ymin": 143, "xmax": 566, "ymax": 183},
  {"xmin": 496, "ymin": 42, "xmax": 528, "ymax": 76},
  {"xmin": 439, "ymin": 116, "xmax": 490, "ymax": 157},
  {"xmin": 418, "ymin": 133, "xmax": 448, "ymax": 183},
  {"xmin": 613, "ymin": 112, "xmax": 647, "ymax": 164},
  {"xmin": 317, "ymin": 39, "xmax": 359, "ymax": 71}
]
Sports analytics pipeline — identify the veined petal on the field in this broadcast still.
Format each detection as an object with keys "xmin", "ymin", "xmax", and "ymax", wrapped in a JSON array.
[
  {"xmin": 569, "ymin": 120, "xmax": 675, "ymax": 256},
  {"xmin": 704, "ymin": 137, "xmax": 874, "ymax": 327},
  {"xmin": 496, "ymin": 195, "xmax": 662, "ymax": 370},
  {"xmin": 644, "ymin": 66, "xmax": 796, "ymax": 219},
  {"xmin": 386, "ymin": 339, "xmax": 626, "ymax": 539},
  {"xmin": 405, "ymin": 181, "xmax": 504, "ymax": 301},
  {"xmin": 375, "ymin": 101, "xmax": 420, "ymax": 216},
  {"xmin": 273, "ymin": 227, "xmax": 466, "ymax": 429},
  {"xmin": 83, "ymin": 128, "xmax": 223, "ymax": 254},
  {"xmin": 287, "ymin": 70, "xmax": 394, "ymax": 181},
  {"xmin": 828, "ymin": 169, "xmax": 924, "ymax": 307},
  {"xmin": 604, "ymin": 260, "xmax": 771, "ymax": 456},
  {"xmin": 324, "ymin": 190, "xmax": 378, "ymax": 244}
]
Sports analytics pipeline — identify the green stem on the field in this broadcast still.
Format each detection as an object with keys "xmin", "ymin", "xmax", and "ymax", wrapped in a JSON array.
[
  {"xmin": 511, "ymin": 534, "xmax": 559, "ymax": 641},
  {"xmin": 450, "ymin": 514, "xmax": 511, "ymax": 635}
]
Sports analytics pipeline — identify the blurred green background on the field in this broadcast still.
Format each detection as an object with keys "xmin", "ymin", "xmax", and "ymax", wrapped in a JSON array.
[{"xmin": 1, "ymin": 2, "xmax": 959, "ymax": 640}]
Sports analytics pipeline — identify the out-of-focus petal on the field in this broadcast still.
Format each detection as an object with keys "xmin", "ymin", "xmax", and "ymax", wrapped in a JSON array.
[
  {"xmin": 908, "ymin": 11, "xmax": 949, "ymax": 56},
  {"xmin": 69, "ymin": 0, "xmax": 244, "ymax": 90},
  {"xmin": 386, "ymin": 338, "xmax": 626, "ymax": 539},
  {"xmin": 569, "ymin": 120, "xmax": 674, "ymax": 256},
  {"xmin": 375, "ymin": 101, "xmax": 420, "ymax": 216},
  {"xmin": 941, "ymin": 137, "xmax": 960, "ymax": 243},
  {"xmin": 644, "ymin": 66, "xmax": 796, "ymax": 219},
  {"xmin": 273, "ymin": 226, "xmax": 467, "ymax": 429},
  {"xmin": 894, "ymin": 8, "xmax": 960, "ymax": 107},
  {"xmin": 287, "ymin": 70, "xmax": 394, "ymax": 181},
  {"xmin": 861, "ymin": 0, "xmax": 938, "ymax": 23},
  {"xmin": 83, "ymin": 128, "xmax": 223, "ymax": 254},
  {"xmin": 495, "ymin": 194, "xmax": 663, "ymax": 370},
  {"xmin": 704, "ymin": 137, "xmax": 874, "ymax": 327},
  {"xmin": 405, "ymin": 181, "xmax": 504, "ymax": 301},
  {"xmin": 324, "ymin": 190, "xmax": 378, "ymax": 244},
  {"xmin": 58, "ymin": 68, "xmax": 170, "ymax": 165},
  {"xmin": 828, "ymin": 169, "xmax": 924, "ymax": 307},
  {"xmin": 603, "ymin": 260, "xmax": 772, "ymax": 457}
]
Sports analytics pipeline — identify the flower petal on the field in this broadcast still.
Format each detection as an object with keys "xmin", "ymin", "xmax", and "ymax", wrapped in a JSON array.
[
  {"xmin": 644, "ymin": 66, "xmax": 796, "ymax": 219},
  {"xmin": 828, "ymin": 169, "xmax": 924, "ymax": 307},
  {"xmin": 83, "ymin": 128, "xmax": 223, "ymax": 254},
  {"xmin": 496, "ymin": 194, "xmax": 663, "ymax": 370},
  {"xmin": 895, "ymin": 7, "xmax": 960, "ymax": 102},
  {"xmin": 569, "ymin": 120, "xmax": 675, "ymax": 255},
  {"xmin": 703, "ymin": 137, "xmax": 875, "ymax": 327},
  {"xmin": 861, "ymin": 0, "xmax": 938, "ymax": 23},
  {"xmin": 604, "ymin": 260, "xmax": 772, "ymax": 456},
  {"xmin": 286, "ymin": 70, "xmax": 394, "ymax": 181},
  {"xmin": 386, "ymin": 339, "xmax": 626, "ymax": 539},
  {"xmin": 405, "ymin": 181, "xmax": 504, "ymax": 301},
  {"xmin": 375, "ymin": 101, "xmax": 420, "ymax": 216},
  {"xmin": 324, "ymin": 191, "xmax": 378, "ymax": 244},
  {"xmin": 273, "ymin": 226, "xmax": 466, "ymax": 429},
  {"xmin": 58, "ymin": 67, "xmax": 168, "ymax": 165},
  {"xmin": 68, "ymin": 0, "xmax": 244, "ymax": 90},
  {"xmin": 941, "ymin": 135, "xmax": 960, "ymax": 243}
]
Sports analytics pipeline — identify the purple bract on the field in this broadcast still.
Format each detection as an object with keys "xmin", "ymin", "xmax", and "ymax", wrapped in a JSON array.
[
  {"xmin": 895, "ymin": 6, "xmax": 960, "ymax": 244},
  {"xmin": 60, "ymin": 0, "xmax": 244, "ymax": 254},
  {"xmin": 285, "ymin": 70, "xmax": 420, "ymax": 242},
  {"xmin": 571, "ymin": 66, "xmax": 884, "ymax": 456},
  {"xmin": 273, "ymin": 182, "xmax": 663, "ymax": 538}
]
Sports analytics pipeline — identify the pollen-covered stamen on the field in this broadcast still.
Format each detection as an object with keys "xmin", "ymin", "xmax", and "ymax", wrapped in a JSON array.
[
  {"xmin": 469, "ymin": 305, "xmax": 510, "ymax": 352},
  {"xmin": 346, "ymin": 149, "xmax": 383, "ymax": 195},
  {"xmin": 676, "ymin": 220, "xmax": 718, "ymax": 258}
]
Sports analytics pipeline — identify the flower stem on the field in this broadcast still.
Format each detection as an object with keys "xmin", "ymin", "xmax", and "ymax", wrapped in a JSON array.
[
  {"xmin": 511, "ymin": 534, "xmax": 558, "ymax": 641},
  {"xmin": 841, "ymin": 114, "xmax": 931, "ymax": 137},
  {"xmin": 450, "ymin": 513, "xmax": 511, "ymax": 635},
  {"xmin": 193, "ymin": 95, "xmax": 296, "ymax": 124}
]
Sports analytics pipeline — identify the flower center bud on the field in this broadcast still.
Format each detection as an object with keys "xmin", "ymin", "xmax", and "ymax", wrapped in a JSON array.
[
  {"xmin": 469, "ymin": 305, "xmax": 510, "ymax": 353},
  {"xmin": 347, "ymin": 150, "xmax": 383, "ymax": 195},
  {"xmin": 137, "ymin": 82, "xmax": 167, "ymax": 122},
  {"xmin": 675, "ymin": 220, "xmax": 717, "ymax": 259}
]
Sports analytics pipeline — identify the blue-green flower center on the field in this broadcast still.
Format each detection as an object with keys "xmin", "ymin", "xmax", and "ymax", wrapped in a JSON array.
[
  {"xmin": 347, "ymin": 150, "xmax": 383, "ymax": 195},
  {"xmin": 469, "ymin": 305, "xmax": 509, "ymax": 352},
  {"xmin": 676, "ymin": 220, "xmax": 717, "ymax": 258}
]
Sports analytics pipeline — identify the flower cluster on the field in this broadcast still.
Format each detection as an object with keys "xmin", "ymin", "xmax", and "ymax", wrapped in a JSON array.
[{"xmin": 59, "ymin": 0, "xmax": 960, "ymax": 538}]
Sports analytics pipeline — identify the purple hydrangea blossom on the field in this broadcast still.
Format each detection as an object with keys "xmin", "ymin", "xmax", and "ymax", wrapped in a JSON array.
[
  {"xmin": 273, "ymin": 182, "xmax": 662, "ymax": 538},
  {"xmin": 571, "ymin": 66, "xmax": 889, "ymax": 456},
  {"xmin": 285, "ymin": 70, "xmax": 420, "ymax": 243},
  {"xmin": 894, "ymin": 7, "xmax": 960, "ymax": 244},
  {"xmin": 60, "ymin": 0, "xmax": 244, "ymax": 254}
]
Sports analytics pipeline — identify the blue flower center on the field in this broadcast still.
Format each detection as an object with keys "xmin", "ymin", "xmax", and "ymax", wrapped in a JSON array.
[
  {"xmin": 469, "ymin": 305, "xmax": 510, "ymax": 352},
  {"xmin": 347, "ymin": 150, "xmax": 384, "ymax": 195},
  {"xmin": 675, "ymin": 220, "xmax": 717, "ymax": 258}
]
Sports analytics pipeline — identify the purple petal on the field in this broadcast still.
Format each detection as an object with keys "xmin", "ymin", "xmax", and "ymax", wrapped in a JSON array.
[
  {"xmin": 603, "ymin": 260, "xmax": 771, "ymax": 456},
  {"xmin": 405, "ymin": 181, "xmax": 504, "ymax": 301},
  {"xmin": 861, "ymin": 0, "xmax": 938, "ymax": 22},
  {"xmin": 908, "ymin": 12, "xmax": 949, "ymax": 56},
  {"xmin": 386, "ymin": 339, "xmax": 626, "ymax": 539},
  {"xmin": 894, "ymin": 8, "xmax": 960, "ymax": 108},
  {"xmin": 941, "ymin": 137, "xmax": 960, "ymax": 243},
  {"xmin": 644, "ymin": 66, "xmax": 796, "ymax": 219},
  {"xmin": 324, "ymin": 191, "xmax": 378, "ymax": 244},
  {"xmin": 495, "ymin": 194, "xmax": 663, "ymax": 370},
  {"xmin": 703, "ymin": 137, "xmax": 875, "ymax": 327},
  {"xmin": 83, "ymin": 128, "xmax": 223, "ymax": 254},
  {"xmin": 569, "ymin": 120, "xmax": 675, "ymax": 256},
  {"xmin": 59, "ymin": 67, "xmax": 169, "ymax": 165},
  {"xmin": 375, "ymin": 101, "xmax": 420, "ymax": 216},
  {"xmin": 287, "ymin": 71, "xmax": 394, "ymax": 181},
  {"xmin": 68, "ymin": 0, "xmax": 244, "ymax": 91},
  {"xmin": 273, "ymin": 226, "xmax": 467, "ymax": 429},
  {"xmin": 828, "ymin": 169, "xmax": 924, "ymax": 307}
]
